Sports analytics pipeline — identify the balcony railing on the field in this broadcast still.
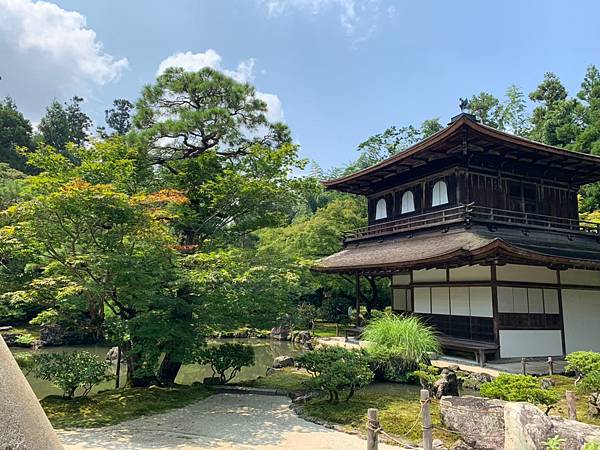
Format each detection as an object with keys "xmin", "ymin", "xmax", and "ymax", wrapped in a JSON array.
[{"xmin": 343, "ymin": 204, "xmax": 600, "ymax": 242}]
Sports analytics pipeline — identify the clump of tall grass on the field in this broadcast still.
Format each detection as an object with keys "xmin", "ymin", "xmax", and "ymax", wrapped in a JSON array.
[{"xmin": 362, "ymin": 314, "xmax": 440, "ymax": 378}]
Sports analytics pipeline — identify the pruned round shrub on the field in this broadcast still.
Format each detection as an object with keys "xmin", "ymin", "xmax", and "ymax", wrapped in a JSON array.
[
  {"xmin": 565, "ymin": 351, "xmax": 600, "ymax": 381},
  {"xmin": 296, "ymin": 346, "xmax": 374, "ymax": 402},
  {"xmin": 576, "ymin": 370, "xmax": 600, "ymax": 417},
  {"xmin": 195, "ymin": 343, "xmax": 255, "ymax": 384},
  {"xmin": 480, "ymin": 374, "xmax": 559, "ymax": 412},
  {"xmin": 31, "ymin": 351, "xmax": 110, "ymax": 398}
]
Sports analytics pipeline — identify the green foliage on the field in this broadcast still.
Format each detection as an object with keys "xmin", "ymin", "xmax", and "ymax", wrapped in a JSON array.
[
  {"xmin": 15, "ymin": 333, "xmax": 35, "ymax": 346},
  {"xmin": 296, "ymin": 346, "xmax": 374, "ymax": 402},
  {"xmin": 362, "ymin": 314, "xmax": 440, "ymax": 377},
  {"xmin": 104, "ymin": 98, "xmax": 134, "ymax": 135},
  {"xmin": 544, "ymin": 436, "xmax": 566, "ymax": 450},
  {"xmin": 582, "ymin": 442, "xmax": 600, "ymax": 450},
  {"xmin": 39, "ymin": 96, "xmax": 92, "ymax": 151},
  {"xmin": 0, "ymin": 97, "xmax": 33, "ymax": 173},
  {"xmin": 194, "ymin": 343, "xmax": 255, "ymax": 384},
  {"xmin": 12, "ymin": 351, "xmax": 34, "ymax": 372},
  {"xmin": 411, "ymin": 364, "xmax": 441, "ymax": 390},
  {"xmin": 31, "ymin": 351, "xmax": 110, "ymax": 398},
  {"xmin": 480, "ymin": 374, "xmax": 559, "ymax": 409},
  {"xmin": 565, "ymin": 351, "xmax": 600, "ymax": 379},
  {"xmin": 577, "ymin": 371, "xmax": 600, "ymax": 394},
  {"xmin": 294, "ymin": 302, "xmax": 318, "ymax": 329}
]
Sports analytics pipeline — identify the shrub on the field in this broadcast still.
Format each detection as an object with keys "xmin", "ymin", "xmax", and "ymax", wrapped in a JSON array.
[
  {"xmin": 576, "ymin": 371, "xmax": 600, "ymax": 418},
  {"xmin": 565, "ymin": 351, "xmax": 600, "ymax": 381},
  {"xmin": 362, "ymin": 314, "xmax": 440, "ymax": 379},
  {"xmin": 296, "ymin": 346, "xmax": 374, "ymax": 402},
  {"xmin": 12, "ymin": 351, "xmax": 34, "ymax": 373},
  {"xmin": 294, "ymin": 302, "xmax": 318, "ymax": 330},
  {"xmin": 196, "ymin": 343, "xmax": 255, "ymax": 384},
  {"xmin": 544, "ymin": 436, "xmax": 566, "ymax": 450},
  {"xmin": 15, "ymin": 333, "xmax": 36, "ymax": 346},
  {"xmin": 480, "ymin": 374, "xmax": 559, "ymax": 413},
  {"xmin": 31, "ymin": 351, "xmax": 110, "ymax": 399}
]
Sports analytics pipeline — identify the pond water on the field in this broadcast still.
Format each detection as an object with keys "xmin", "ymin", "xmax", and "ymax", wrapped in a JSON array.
[{"xmin": 11, "ymin": 338, "xmax": 304, "ymax": 399}]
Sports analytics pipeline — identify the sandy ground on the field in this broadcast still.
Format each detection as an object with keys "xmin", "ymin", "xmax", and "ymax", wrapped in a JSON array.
[{"xmin": 58, "ymin": 393, "xmax": 402, "ymax": 450}]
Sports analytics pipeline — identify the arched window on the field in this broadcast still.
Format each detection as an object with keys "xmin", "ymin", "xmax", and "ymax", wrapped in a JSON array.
[
  {"xmin": 401, "ymin": 191, "xmax": 415, "ymax": 214},
  {"xmin": 432, "ymin": 180, "xmax": 449, "ymax": 207},
  {"xmin": 375, "ymin": 198, "xmax": 387, "ymax": 220}
]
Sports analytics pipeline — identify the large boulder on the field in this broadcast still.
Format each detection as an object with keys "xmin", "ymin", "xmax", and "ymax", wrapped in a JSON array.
[
  {"xmin": 504, "ymin": 401, "xmax": 600, "ymax": 450},
  {"xmin": 440, "ymin": 396, "xmax": 505, "ymax": 450},
  {"xmin": 0, "ymin": 334, "xmax": 63, "ymax": 449},
  {"xmin": 433, "ymin": 368, "xmax": 459, "ymax": 399},
  {"xmin": 270, "ymin": 326, "xmax": 291, "ymax": 341},
  {"xmin": 294, "ymin": 330, "xmax": 312, "ymax": 344},
  {"xmin": 273, "ymin": 355, "xmax": 294, "ymax": 368}
]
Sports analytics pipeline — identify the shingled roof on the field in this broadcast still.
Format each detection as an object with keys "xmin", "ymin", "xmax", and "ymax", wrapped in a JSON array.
[
  {"xmin": 323, "ymin": 114, "xmax": 600, "ymax": 195},
  {"xmin": 314, "ymin": 225, "xmax": 600, "ymax": 274}
]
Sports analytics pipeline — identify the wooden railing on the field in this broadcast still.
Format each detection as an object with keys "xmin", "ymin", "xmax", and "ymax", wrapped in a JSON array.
[{"xmin": 343, "ymin": 204, "xmax": 600, "ymax": 242}]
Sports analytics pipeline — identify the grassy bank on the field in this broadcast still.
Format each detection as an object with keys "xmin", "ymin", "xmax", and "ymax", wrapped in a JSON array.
[
  {"xmin": 548, "ymin": 375, "xmax": 600, "ymax": 426},
  {"xmin": 42, "ymin": 384, "xmax": 213, "ymax": 429},
  {"xmin": 237, "ymin": 367, "xmax": 311, "ymax": 391}
]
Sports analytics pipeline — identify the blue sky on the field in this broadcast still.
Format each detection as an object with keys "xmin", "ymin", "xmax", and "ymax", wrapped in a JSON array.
[{"xmin": 1, "ymin": 0, "xmax": 599, "ymax": 170}]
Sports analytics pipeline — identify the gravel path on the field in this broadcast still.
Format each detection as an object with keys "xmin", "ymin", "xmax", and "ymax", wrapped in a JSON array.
[{"xmin": 59, "ymin": 393, "xmax": 402, "ymax": 450}]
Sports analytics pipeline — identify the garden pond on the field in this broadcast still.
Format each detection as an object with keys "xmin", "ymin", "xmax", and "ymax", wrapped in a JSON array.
[{"xmin": 11, "ymin": 338, "xmax": 305, "ymax": 399}]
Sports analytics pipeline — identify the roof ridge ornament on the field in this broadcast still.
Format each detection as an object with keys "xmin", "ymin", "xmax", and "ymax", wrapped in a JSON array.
[{"xmin": 459, "ymin": 97, "xmax": 470, "ymax": 113}]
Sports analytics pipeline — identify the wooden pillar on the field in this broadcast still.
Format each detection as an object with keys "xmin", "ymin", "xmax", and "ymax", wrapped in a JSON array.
[
  {"xmin": 367, "ymin": 408, "xmax": 379, "ymax": 450},
  {"xmin": 491, "ymin": 263, "xmax": 500, "ymax": 358},
  {"xmin": 556, "ymin": 269, "xmax": 567, "ymax": 356},
  {"xmin": 355, "ymin": 272, "xmax": 360, "ymax": 327}
]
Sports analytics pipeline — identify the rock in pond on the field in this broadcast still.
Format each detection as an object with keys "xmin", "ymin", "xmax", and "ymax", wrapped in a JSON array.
[
  {"xmin": 270, "ymin": 326, "xmax": 291, "ymax": 341},
  {"xmin": 273, "ymin": 355, "xmax": 294, "ymax": 368},
  {"xmin": 433, "ymin": 368, "xmax": 459, "ymax": 398}
]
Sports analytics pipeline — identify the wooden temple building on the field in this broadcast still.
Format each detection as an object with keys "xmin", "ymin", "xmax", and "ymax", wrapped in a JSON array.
[{"xmin": 315, "ymin": 113, "xmax": 600, "ymax": 364}]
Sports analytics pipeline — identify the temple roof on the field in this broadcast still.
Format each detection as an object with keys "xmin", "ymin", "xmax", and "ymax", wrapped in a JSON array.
[
  {"xmin": 324, "ymin": 114, "xmax": 600, "ymax": 195},
  {"xmin": 313, "ymin": 225, "xmax": 600, "ymax": 275}
]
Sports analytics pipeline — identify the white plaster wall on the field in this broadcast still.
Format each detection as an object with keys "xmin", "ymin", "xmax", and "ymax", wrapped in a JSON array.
[
  {"xmin": 450, "ymin": 287, "xmax": 470, "ymax": 316},
  {"xmin": 499, "ymin": 330, "xmax": 563, "ymax": 358},
  {"xmin": 449, "ymin": 265, "xmax": 491, "ymax": 282},
  {"xmin": 392, "ymin": 273, "xmax": 411, "ymax": 285},
  {"xmin": 414, "ymin": 287, "xmax": 431, "ymax": 313},
  {"xmin": 561, "ymin": 269, "xmax": 600, "ymax": 287},
  {"xmin": 431, "ymin": 287, "xmax": 450, "ymax": 314},
  {"xmin": 393, "ymin": 288, "xmax": 407, "ymax": 311},
  {"xmin": 413, "ymin": 268, "xmax": 446, "ymax": 283},
  {"xmin": 469, "ymin": 287, "xmax": 493, "ymax": 317},
  {"xmin": 496, "ymin": 264, "xmax": 557, "ymax": 284},
  {"xmin": 563, "ymin": 289, "xmax": 600, "ymax": 353}
]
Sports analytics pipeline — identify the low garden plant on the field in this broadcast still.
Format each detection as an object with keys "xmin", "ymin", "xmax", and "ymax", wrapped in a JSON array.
[
  {"xmin": 31, "ymin": 351, "xmax": 110, "ymax": 399},
  {"xmin": 362, "ymin": 314, "xmax": 440, "ymax": 381},
  {"xmin": 296, "ymin": 346, "xmax": 374, "ymax": 402},
  {"xmin": 194, "ymin": 342, "xmax": 255, "ymax": 384},
  {"xmin": 480, "ymin": 374, "xmax": 559, "ymax": 414}
]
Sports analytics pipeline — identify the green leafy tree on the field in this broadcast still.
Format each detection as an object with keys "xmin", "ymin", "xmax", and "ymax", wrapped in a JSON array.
[
  {"xmin": 31, "ymin": 351, "xmax": 110, "ymax": 398},
  {"xmin": 502, "ymin": 85, "xmax": 530, "ymax": 136},
  {"xmin": 0, "ymin": 98, "xmax": 34, "ymax": 173},
  {"xmin": 193, "ymin": 343, "xmax": 255, "ymax": 384},
  {"xmin": 480, "ymin": 374, "xmax": 559, "ymax": 413},
  {"xmin": 296, "ymin": 347, "xmax": 374, "ymax": 402},
  {"xmin": 39, "ymin": 96, "xmax": 92, "ymax": 151},
  {"xmin": 529, "ymin": 72, "xmax": 582, "ymax": 147},
  {"xmin": 105, "ymin": 98, "xmax": 134, "ymax": 135},
  {"xmin": 469, "ymin": 92, "xmax": 503, "ymax": 128}
]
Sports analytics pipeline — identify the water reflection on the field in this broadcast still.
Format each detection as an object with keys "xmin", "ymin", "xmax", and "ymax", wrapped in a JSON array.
[{"xmin": 11, "ymin": 338, "xmax": 304, "ymax": 399}]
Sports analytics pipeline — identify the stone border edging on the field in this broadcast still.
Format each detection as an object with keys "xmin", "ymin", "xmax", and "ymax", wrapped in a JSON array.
[{"xmin": 211, "ymin": 385, "xmax": 290, "ymax": 397}]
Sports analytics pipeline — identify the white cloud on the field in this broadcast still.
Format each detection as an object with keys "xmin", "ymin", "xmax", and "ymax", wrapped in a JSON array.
[
  {"xmin": 260, "ymin": 0, "xmax": 382, "ymax": 33},
  {"xmin": 0, "ymin": 0, "xmax": 127, "ymax": 119},
  {"xmin": 157, "ymin": 49, "xmax": 284, "ymax": 122}
]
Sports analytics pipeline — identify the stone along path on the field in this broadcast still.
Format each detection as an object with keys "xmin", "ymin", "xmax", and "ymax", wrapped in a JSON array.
[{"xmin": 59, "ymin": 393, "xmax": 402, "ymax": 450}]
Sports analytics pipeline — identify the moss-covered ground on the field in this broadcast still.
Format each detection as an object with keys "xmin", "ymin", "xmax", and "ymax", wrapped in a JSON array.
[{"xmin": 42, "ymin": 384, "xmax": 213, "ymax": 429}]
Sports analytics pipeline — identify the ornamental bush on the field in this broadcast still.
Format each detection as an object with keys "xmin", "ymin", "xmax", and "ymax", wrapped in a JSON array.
[
  {"xmin": 195, "ymin": 343, "xmax": 255, "ymax": 384},
  {"xmin": 31, "ymin": 351, "xmax": 110, "ymax": 399},
  {"xmin": 565, "ymin": 351, "xmax": 600, "ymax": 380},
  {"xmin": 362, "ymin": 314, "xmax": 440, "ymax": 380},
  {"xmin": 480, "ymin": 374, "xmax": 559, "ymax": 412},
  {"xmin": 296, "ymin": 346, "xmax": 374, "ymax": 402}
]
